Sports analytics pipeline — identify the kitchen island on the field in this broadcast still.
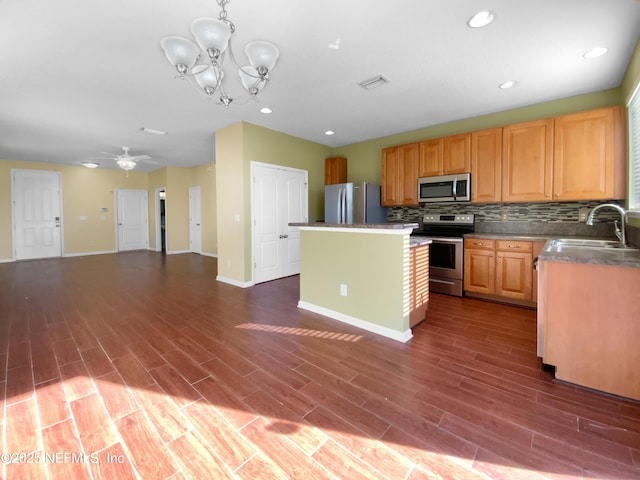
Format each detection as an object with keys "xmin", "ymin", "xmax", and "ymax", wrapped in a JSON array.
[
  {"xmin": 290, "ymin": 222, "xmax": 427, "ymax": 342},
  {"xmin": 537, "ymin": 241, "xmax": 640, "ymax": 401}
]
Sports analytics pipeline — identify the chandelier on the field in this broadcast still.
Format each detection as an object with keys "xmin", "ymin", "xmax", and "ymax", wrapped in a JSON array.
[{"xmin": 160, "ymin": 0, "xmax": 279, "ymax": 107}]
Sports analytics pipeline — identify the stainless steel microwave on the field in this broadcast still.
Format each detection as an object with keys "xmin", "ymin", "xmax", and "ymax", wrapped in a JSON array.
[{"xmin": 418, "ymin": 173, "xmax": 471, "ymax": 203}]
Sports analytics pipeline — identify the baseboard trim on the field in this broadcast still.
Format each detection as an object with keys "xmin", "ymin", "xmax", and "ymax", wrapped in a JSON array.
[
  {"xmin": 166, "ymin": 250, "xmax": 191, "ymax": 255},
  {"xmin": 64, "ymin": 250, "xmax": 117, "ymax": 258},
  {"xmin": 297, "ymin": 301, "xmax": 413, "ymax": 343},
  {"xmin": 199, "ymin": 251, "xmax": 218, "ymax": 258},
  {"xmin": 216, "ymin": 276, "xmax": 254, "ymax": 288},
  {"xmin": 0, "ymin": 258, "xmax": 14, "ymax": 263}
]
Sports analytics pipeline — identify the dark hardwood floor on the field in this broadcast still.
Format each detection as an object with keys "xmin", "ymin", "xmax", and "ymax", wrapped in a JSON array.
[{"xmin": 1, "ymin": 252, "xmax": 639, "ymax": 479}]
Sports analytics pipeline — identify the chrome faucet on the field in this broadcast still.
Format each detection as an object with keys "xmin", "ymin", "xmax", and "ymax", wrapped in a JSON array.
[{"xmin": 586, "ymin": 203, "xmax": 628, "ymax": 247}]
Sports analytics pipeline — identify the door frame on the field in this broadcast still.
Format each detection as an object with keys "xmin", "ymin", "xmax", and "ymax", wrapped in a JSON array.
[
  {"xmin": 250, "ymin": 161, "xmax": 308, "ymax": 284},
  {"xmin": 154, "ymin": 187, "xmax": 167, "ymax": 252},
  {"xmin": 11, "ymin": 169, "xmax": 64, "ymax": 261}
]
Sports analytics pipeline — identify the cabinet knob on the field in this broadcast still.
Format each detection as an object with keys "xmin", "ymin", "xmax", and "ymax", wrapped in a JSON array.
[
  {"xmin": 508, "ymin": 244, "xmax": 520, "ymax": 248},
  {"xmin": 545, "ymin": 194, "xmax": 550, "ymax": 197}
]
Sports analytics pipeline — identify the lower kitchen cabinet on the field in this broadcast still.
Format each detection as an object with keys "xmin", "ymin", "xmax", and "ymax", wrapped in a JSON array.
[
  {"xmin": 464, "ymin": 237, "xmax": 536, "ymax": 306},
  {"xmin": 409, "ymin": 244, "xmax": 429, "ymax": 327},
  {"xmin": 463, "ymin": 239, "xmax": 495, "ymax": 294}
]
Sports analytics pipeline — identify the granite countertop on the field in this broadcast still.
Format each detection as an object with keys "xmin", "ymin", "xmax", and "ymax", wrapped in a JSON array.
[
  {"xmin": 538, "ymin": 242, "xmax": 640, "ymax": 268},
  {"xmin": 464, "ymin": 232, "xmax": 555, "ymax": 241},
  {"xmin": 410, "ymin": 236, "xmax": 433, "ymax": 247},
  {"xmin": 290, "ymin": 222, "xmax": 419, "ymax": 230}
]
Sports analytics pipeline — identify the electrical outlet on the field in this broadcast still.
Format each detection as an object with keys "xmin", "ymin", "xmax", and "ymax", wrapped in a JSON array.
[
  {"xmin": 340, "ymin": 284, "xmax": 348, "ymax": 296},
  {"xmin": 578, "ymin": 208, "xmax": 591, "ymax": 222},
  {"xmin": 501, "ymin": 212, "xmax": 508, "ymax": 221}
]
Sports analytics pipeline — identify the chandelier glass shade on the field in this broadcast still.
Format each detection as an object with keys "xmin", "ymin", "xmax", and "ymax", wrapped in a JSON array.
[{"xmin": 160, "ymin": 0, "xmax": 279, "ymax": 107}]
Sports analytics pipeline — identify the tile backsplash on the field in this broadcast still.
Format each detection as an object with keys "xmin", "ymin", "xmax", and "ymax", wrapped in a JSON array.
[{"xmin": 389, "ymin": 200, "xmax": 625, "ymax": 238}]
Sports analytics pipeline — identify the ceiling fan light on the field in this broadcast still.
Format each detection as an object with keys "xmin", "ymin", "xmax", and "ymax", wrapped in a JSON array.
[
  {"xmin": 117, "ymin": 158, "xmax": 136, "ymax": 171},
  {"xmin": 160, "ymin": 36, "xmax": 200, "ymax": 71},
  {"xmin": 190, "ymin": 18, "xmax": 232, "ymax": 57},
  {"xmin": 81, "ymin": 162, "xmax": 99, "ymax": 168},
  {"xmin": 245, "ymin": 41, "xmax": 279, "ymax": 75}
]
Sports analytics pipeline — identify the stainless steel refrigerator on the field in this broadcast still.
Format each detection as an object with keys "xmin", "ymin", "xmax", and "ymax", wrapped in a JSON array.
[{"xmin": 324, "ymin": 182, "xmax": 387, "ymax": 224}]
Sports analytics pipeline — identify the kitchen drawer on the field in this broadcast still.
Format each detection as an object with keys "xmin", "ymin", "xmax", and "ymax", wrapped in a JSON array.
[
  {"xmin": 464, "ymin": 238, "xmax": 495, "ymax": 250},
  {"xmin": 496, "ymin": 240, "xmax": 532, "ymax": 252}
]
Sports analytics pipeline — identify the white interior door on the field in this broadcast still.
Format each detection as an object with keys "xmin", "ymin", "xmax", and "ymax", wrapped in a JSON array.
[
  {"xmin": 189, "ymin": 186, "xmax": 202, "ymax": 254},
  {"xmin": 252, "ymin": 163, "xmax": 308, "ymax": 284},
  {"xmin": 116, "ymin": 189, "xmax": 148, "ymax": 251},
  {"xmin": 12, "ymin": 169, "xmax": 63, "ymax": 260}
]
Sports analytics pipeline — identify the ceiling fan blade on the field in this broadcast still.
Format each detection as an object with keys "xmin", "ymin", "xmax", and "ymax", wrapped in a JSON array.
[
  {"xmin": 99, "ymin": 151, "xmax": 119, "ymax": 157},
  {"xmin": 140, "ymin": 159, "xmax": 159, "ymax": 165},
  {"xmin": 131, "ymin": 155, "xmax": 151, "ymax": 161}
]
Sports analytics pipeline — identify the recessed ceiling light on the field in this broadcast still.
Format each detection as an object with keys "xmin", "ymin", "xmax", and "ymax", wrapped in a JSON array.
[
  {"xmin": 141, "ymin": 127, "xmax": 168, "ymax": 135},
  {"xmin": 81, "ymin": 162, "xmax": 99, "ymax": 168},
  {"xmin": 467, "ymin": 11, "xmax": 495, "ymax": 28},
  {"xmin": 325, "ymin": 130, "xmax": 335, "ymax": 136},
  {"xmin": 260, "ymin": 107, "xmax": 273, "ymax": 114},
  {"xmin": 499, "ymin": 80, "xmax": 518, "ymax": 89},
  {"xmin": 583, "ymin": 47, "xmax": 608, "ymax": 59}
]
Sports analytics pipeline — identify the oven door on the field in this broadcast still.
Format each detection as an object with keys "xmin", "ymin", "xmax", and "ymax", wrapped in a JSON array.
[
  {"xmin": 428, "ymin": 237, "xmax": 464, "ymax": 296},
  {"xmin": 429, "ymin": 237, "xmax": 463, "ymax": 280}
]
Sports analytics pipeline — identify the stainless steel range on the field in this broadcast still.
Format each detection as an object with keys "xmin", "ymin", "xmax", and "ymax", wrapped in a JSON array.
[{"xmin": 411, "ymin": 214, "xmax": 475, "ymax": 297}]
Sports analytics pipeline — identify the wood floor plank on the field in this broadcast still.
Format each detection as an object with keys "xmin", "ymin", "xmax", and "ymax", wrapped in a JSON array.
[
  {"xmin": 70, "ymin": 393, "xmax": 119, "ymax": 453},
  {"xmin": 191, "ymin": 376, "xmax": 259, "ymax": 429},
  {"xmin": 35, "ymin": 379, "xmax": 70, "ymax": 427},
  {"xmin": 112, "ymin": 354, "xmax": 155, "ymax": 388},
  {"xmin": 94, "ymin": 372, "xmax": 138, "ymax": 421},
  {"xmin": 115, "ymin": 409, "xmax": 179, "ymax": 480},
  {"xmin": 132, "ymin": 384, "xmax": 188, "ymax": 443},
  {"xmin": 168, "ymin": 431, "xmax": 234, "ymax": 479},
  {"xmin": 90, "ymin": 443, "xmax": 139, "ymax": 480},
  {"xmin": 240, "ymin": 417, "xmax": 336, "ymax": 480},
  {"xmin": 41, "ymin": 418, "xmax": 92, "ymax": 480},
  {"xmin": 148, "ymin": 364, "xmax": 202, "ymax": 407},
  {"xmin": 182, "ymin": 401, "xmax": 257, "ymax": 470}
]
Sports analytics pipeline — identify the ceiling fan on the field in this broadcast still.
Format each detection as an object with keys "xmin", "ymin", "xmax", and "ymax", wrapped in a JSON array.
[{"xmin": 98, "ymin": 146, "xmax": 156, "ymax": 171}]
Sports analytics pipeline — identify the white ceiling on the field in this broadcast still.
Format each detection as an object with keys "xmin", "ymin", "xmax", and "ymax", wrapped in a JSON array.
[{"xmin": 1, "ymin": 0, "xmax": 640, "ymax": 172}]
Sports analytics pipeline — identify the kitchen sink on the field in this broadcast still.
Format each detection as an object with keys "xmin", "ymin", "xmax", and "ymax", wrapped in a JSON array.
[{"xmin": 547, "ymin": 238, "xmax": 639, "ymax": 252}]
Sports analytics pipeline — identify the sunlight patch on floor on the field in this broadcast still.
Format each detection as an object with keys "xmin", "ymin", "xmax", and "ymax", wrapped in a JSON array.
[{"xmin": 235, "ymin": 323, "xmax": 363, "ymax": 342}]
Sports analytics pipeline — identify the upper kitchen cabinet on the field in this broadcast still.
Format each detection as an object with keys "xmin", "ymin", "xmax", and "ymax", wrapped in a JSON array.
[
  {"xmin": 382, "ymin": 143, "xmax": 419, "ymax": 206},
  {"xmin": 419, "ymin": 133, "xmax": 471, "ymax": 177},
  {"xmin": 552, "ymin": 106, "xmax": 626, "ymax": 201},
  {"xmin": 471, "ymin": 128, "xmax": 502, "ymax": 203},
  {"xmin": 502, "ymin": 118, "xmax": 554, "ymax": 202},
  {"xmin": 324, "ymin": 156, "xmax": 347, "ymax": 185}
]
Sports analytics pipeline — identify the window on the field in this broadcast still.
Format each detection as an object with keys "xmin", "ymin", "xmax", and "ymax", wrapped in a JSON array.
[{"xmin": 629, "ymin": 81, "xmax": 640, "ymax": 211}]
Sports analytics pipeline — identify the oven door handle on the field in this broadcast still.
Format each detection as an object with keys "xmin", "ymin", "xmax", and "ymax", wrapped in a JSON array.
[
  {"xmin": 452, "ymin": 178, "xmax": 457, "ymax": 200},
  {"xmin": 430, "ymin": 278, "xmax": 457, "ymax": 286}
]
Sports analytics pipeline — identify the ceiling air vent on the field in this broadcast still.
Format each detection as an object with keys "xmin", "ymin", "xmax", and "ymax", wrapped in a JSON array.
[{"xmin": 358, "ymin": 75, "xmax": 389, "ymax": 90}]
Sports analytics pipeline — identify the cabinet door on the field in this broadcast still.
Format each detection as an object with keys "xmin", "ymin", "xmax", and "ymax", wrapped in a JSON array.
[
  {"xmin": 502, "ymin": 119, "xmax": 553, "ymax": 202},
  {"xmin": 381, "ymin": 147, "xmax": 401, "ymax": 206},
  {"xmin": 324, "ymin": 157, "xmax": 347, "ymax": 185},
  {"xmin": 495, "ymin": 251, "xmax": 532, "ymax": 300},
  {"xmin": 400, "ymin": 143, "xmax": 419, "ymax": 205},
  {"xmin": 419, "ymin": 139, "xmax": 443, "ymax": 177},
  {"xmin": 553, "ymin": 106, "xmax": 625, "ymax": 201},
  {"xmin": 443, "ymin": 133, "xmax": 471, "ymax": 174},
  {"xmin": 464, "ymin": 249, "xmax": 495, "ymax": 294},
  {"xmin": 471, "ymin": 128, "xmax": 502, "ymax": 203}
]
